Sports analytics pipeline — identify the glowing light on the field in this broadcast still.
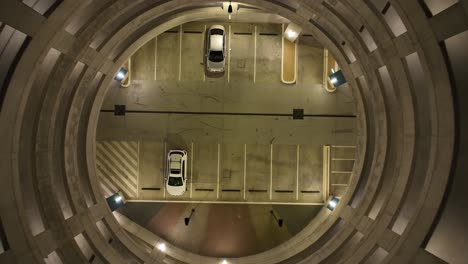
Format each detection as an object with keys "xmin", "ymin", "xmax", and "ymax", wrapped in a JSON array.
[
  {"xmin": 157, "ymin": 243, "xmax": 166, "ymax": 252},
  {"xmin": 287, "ymin": 29, "xmax": 297, "ymax": 38},
  {"xmin": 330, "ymin": 78, "xmax": 338, "ymax": 84},
  {"xmin": 327, "ymin": 197, "xmax": 340, "ymax": 211},
  {"xmin": 114, "ymin": 196, "xmax": 122, "ymax": 202},
  {"xmin": 221, "ymin": 260, "xmax": 228, "ymax": 264},
  {"xmin": 116, "ymin": 72, "xmax": 125, "ymax": 80}
]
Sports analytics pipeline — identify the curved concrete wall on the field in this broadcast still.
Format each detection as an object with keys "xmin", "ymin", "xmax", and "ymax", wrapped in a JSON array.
[{"xmin": 0, "ymin": 0, "xmax": 466, "ymax": 263}]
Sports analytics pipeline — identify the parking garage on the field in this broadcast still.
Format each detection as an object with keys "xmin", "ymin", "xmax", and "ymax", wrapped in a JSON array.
[{"xmin": 1, "ymin": 0, "xmax": 468, "ymax": 264}]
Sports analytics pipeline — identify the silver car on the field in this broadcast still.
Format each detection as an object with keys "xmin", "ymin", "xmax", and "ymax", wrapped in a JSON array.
[
  {"xmin": 166, "ymin": 150, "xmax": 187, "ymax": 196},
  {"xmin": 206, "ymin": 25, "xmax": 226, "ymax": 72}
]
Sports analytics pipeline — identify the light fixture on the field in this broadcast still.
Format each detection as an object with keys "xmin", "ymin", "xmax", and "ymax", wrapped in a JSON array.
[
  {"xmin": 327, "ymin": 196, "xmax": 340, "ymax": 211},
  {"xmin": 287, "ymin": 29, "xmax": 297, "ymax": 39},
  {"xmin": 114, "ymin": 195, "xmax": 122, "ymax": 202},
  {"xmin": 157, "ymin": 243, "xmax": 166, "ymax": 252},
  {"xmin": 221, "ymin": 260, "xmax": 228, "ymax": 264},
  {"xmin": 106, "ymin": 192, "xmax": 125, "ymax": 211},
  {"xmin": 114, "ymin": 68, "xmax": 128, "ymax": 81},
  {"xmin": 328, "ymin": 70, "xmax": 346, "ymax": 87},
  {"xmin": 284, "ymin": 23, "xmax": 302, "ymax": 42},
  {"xmin": 228, "ymin": 1, "xmax": 233, "ymax": 14}
]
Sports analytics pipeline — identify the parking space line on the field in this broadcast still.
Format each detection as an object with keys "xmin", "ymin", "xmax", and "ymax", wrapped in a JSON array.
[
  {"xmin": 203, "ymin": 25, "xmax": 206, "ymax": 82},
  {"xmin": 244, "ymin": 144, "xmax": 246, "ymax": 200},
  {"xmin": 154, "ymin": 36, "xmax": 157, "ymax": 80},
  {"xmin": 163, "ymin": 142, "xmax": 166, "ymax": 198},
  {"xmin": 190, "ymin": 142, "xmax": 193, "ymax": 198},
  {"xmin": 296, "ymin": 144, "xmax": 299, "ymax": 200},
  {"xmin": 228, "ymin": 24, "xmax": 231, "ymax": 83},
  {"xmin": 270, "ymin": 144, "xmax": 273, "ymax": 200},
  {"xmin": 217, "ymin": 143, "xmax": 220, "ymax": 199},
  {"xmin": 178, "ymin": 24, "xmax": 182, "ymax": 81},
  {"xmin": 253, "ymin": 25, "xmax": 257, "ymax": 83},
  {"xmin": 137, "ymin": 141, "xmax": 140, "ymax": 199}
]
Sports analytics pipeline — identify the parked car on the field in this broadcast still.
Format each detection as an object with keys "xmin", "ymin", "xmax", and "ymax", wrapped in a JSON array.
[
  {"xmin": 206, "ymin": 25, "xmax": 226, "ymax": 72},
  {"xmin": 166, "ymin": 150, "xmax": 187, "ymax": 196}
]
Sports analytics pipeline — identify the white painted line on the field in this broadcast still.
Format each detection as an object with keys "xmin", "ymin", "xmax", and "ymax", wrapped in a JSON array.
[
  {"xmin": 163, "ymin": 142, "xmax": 166, "ymax": 198},
  {"xmin": 228, "ymin": 24, "xmax": 231, "ymax": 83},
  {"xmin": 253, "ymin": 25, "xmax": 257, "ymax": 83},
  {"xmin": 331, "ymin": 184, "xmax": 348, "ymax": 186},
  {"xmin": 331, "ymin": 145, "xmax": 357, "ymax": 148},
  {"xmin": 203, "ymin": 25, "xmax": 206, "ymax": 82},
  {"xmin": 190, "ymin": 142, "xmax": 193, "ymax": 198},
  {"xmin": 217, "ymin": 143, "xmax": 220, "ymax": 199},
  {"xmin": 154, "ymin": 36, "xmax": 157, "ymax": 80},
  {"xmin": 243, "ymin": 144, "xmax": 247, "ymax": 200},
  {"xmin": 270, "ymin": 144, "xmax": 273, "ymax": 200},
  {"xmin": 127, "ymin": 200, "xmax": 325, "ymax": 206},
  {"xmin": 178, "ymin": 24, "xmax": 182, "ymax": 81},
  {"xmin": 323, "ymin": 48, "xmax": 328, "ymax": 88},
  {"xmin": 332, "ymin": 158, "xmax": 356, "ymax": 161},
  {"xmin": 296, "ymin": 144, "xmax": 299, "ymax": 200},
  {"xmin": 281, "ymin": 24, "xmax": 284, "ymax": 83},
  {"xmin": 331, "ymin": 171, "xmax": 353, "ymax": 174},
  {"xmin": 323, "ymin": 146, "xmax": 330, "ymax": 202},
  {"xmin": 137, "ymin": 141, "xmax": 140, "ymax": 199}
]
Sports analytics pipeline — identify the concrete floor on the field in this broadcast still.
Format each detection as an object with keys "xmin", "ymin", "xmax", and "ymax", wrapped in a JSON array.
[{"xmin": 97, "ymin": 21, "xmax": 357, "ymax": 257}]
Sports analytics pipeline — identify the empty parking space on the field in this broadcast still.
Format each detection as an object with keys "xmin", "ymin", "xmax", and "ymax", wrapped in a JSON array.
[
  {"xmin": 156, "ymin": 28, "xmax": 180, "ymax": 80},
  {"xmin": 219, "ymin": 143, "xmax": 244, "ymax": 200},
  {"xmin": 192, "ymin": 143, "xmax": 218, "ymax": 200},
  {"xmin": 298, "ymin": 145, "xmax": 322, "ymax": 201},
  {"xmin": 272, "ymin": 145, "xmax": 297, "ymax": 201},
  {"xmin": 297, "ymin": 35, "xmax": 324, "ymax": 85},
  {"xmin": 245, "ymin": 144, "xmax": 271, "ymax": 202},
  {"xmin": 230, "ymin": 23, "xmax": 254, "ymax": 82},
  {"xmin": 181, "ymin": 23, "xmax": 204, "ymax": 81},
  {"xmin": 138, "ymin": 141, "xmax": 164, "ymax": 200},
  {"xmin": 256, "ymin": 24, "xmax": 282, "ymax": 83}
]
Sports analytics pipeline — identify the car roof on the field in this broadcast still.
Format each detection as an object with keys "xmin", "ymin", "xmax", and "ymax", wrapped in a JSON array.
[{"xmin": 210, "ymin": 35, "xmax": 223, "ymax": 51}]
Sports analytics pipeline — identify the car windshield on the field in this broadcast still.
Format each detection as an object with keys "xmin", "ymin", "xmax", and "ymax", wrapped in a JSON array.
[
  {"xmin": 168, "ymin": 176, "xmax": 183, "ymax": 186},
  {"xmin": 209, "ymin": 51, "xmax": 224, "ymax": 62}
]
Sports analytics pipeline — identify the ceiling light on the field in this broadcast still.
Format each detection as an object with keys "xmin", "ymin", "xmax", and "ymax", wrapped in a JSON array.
[
  {"xmin": 284, "ymin": 23, "xmax": 302, "ymax": 42},
  {"xmin": 287, "ymin": 30, "xmax": 297, "ymax": 38},
  {"xmin": 221, "ymin": 260, "xmax": 228, "ymax": 264},
  {"xmin": 327, "ymin": 196, "xmax": 340, "ymax": 211},
  {"xmin": 114, "ymin": 68, "xmax": 128, "ymax": 81},
  {"xmin": 114, "ymin": 195, "xmax": 122, "ymax": 202},
  {"xmin": 328, "ymin": 70, "xmax": 346, "ymax": 87},
  {"xmin": 157, "ymin": 243, "xmax": 166, "ymax": 252}
]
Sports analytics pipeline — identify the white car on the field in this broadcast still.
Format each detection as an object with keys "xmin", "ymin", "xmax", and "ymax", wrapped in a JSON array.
[
  {"xmin": 206, "ymin": 25, "xmax": 226, "ymax": 72},
  {"xmin": 166, "ymin": 150, "xmax": 187, "ymax": 196}
]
